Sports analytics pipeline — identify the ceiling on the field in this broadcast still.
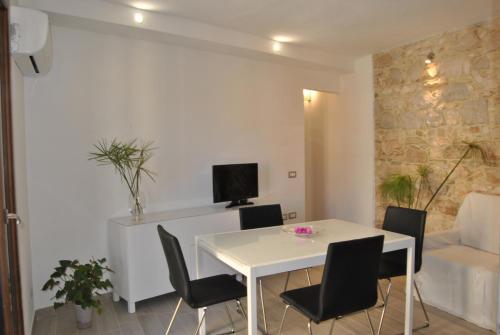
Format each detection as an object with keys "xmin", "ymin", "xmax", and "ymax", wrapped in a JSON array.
[{"xmin": 105, "ymin": 0, "xmax": 498, "ymax": 57}]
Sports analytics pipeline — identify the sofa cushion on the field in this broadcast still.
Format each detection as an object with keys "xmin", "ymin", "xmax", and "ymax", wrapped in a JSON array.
[
  {"xmin": 456, "ymin": 192, "xmax": 500, "ymax": 255},
  {"xmin": 417, "ymin": 245, "xmax": 499, "ymax": 330}
]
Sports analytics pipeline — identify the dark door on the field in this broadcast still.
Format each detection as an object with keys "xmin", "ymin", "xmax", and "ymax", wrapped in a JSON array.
[{"xmin": 0, "ymin": 3, "xmax": 25, "ymax": 335}]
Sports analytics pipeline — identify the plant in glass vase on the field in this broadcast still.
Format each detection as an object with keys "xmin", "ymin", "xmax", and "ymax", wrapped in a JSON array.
[{"xmin": 89, "ymin": 139, "xmax": 155, "ymax": 217}]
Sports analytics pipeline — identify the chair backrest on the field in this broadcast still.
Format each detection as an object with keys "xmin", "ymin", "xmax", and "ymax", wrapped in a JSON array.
[
  {"xmin": 456, "ymin": 192, "xmax": 500, "ymax": 255},
  {"xmin": 383, "ymin": 206, "xmax": 427, "ymax": 272},
  {"xmin": 318, "ymin": 235, "xmax": 384, "ymax": 321},
  {"xmin": 157, "ymin": 225, "xmax": 192, "ymax": 302},
  {"xmin": 239, "ymin": 204, "xmax": 283, "ymax": 230}
]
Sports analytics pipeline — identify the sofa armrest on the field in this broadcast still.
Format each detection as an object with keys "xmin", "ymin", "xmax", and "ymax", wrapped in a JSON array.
[{"xmin": 424, "ymin": 229, "xmax": 461, "ymax": 250}]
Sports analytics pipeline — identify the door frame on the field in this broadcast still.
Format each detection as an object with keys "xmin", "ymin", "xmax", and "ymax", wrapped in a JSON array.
[{"xmin": 0, "ymin": 3, "xmax": 24, "ymax": 334}]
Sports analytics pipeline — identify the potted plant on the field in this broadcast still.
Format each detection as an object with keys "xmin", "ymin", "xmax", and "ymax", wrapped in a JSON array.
[
  {"xmin": 89, "ymin": 139, "xmax": 155, "ymax": 217},
  {"xmin": 42, "ymin": 258, "xmax": 113, "ymax": 329},
  {"xmin": 380, "ymin": 141, "xmax": 492, "ymax": 211}
]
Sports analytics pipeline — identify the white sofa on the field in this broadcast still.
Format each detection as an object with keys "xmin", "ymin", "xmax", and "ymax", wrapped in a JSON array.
[{"xmin": 416, "ymin": 192, "xmax": 499, "ymax": 331}]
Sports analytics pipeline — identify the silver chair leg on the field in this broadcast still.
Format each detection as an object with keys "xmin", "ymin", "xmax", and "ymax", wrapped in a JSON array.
[
  {"xmin": 278, "ymin": 304, "xmax": 290, "ymax": 335},
  {"xmin": 377, "ymin": 278, "xmax": 392, "ymax": 335},
  {"xmin": 365, "ymin": 310, "xmax": 376, "ymax": 335},
  {"xmin": 194, "ymin": 308, "xmax": 207, "ymax": 335},
  {"xmin": 259, "ymin": 279, "xmax": 269, "ymax": 334},
  {"xmin": 236, "ymin": 299, "xmax": 247, "ymax": 321},
  {"xmin": 305, "ymin": 268, "xmax": 312, "ymax": 286},
  {"xmin": 284, "ymin": 271, "xmax": 291, "ymax": 291},
  {"xmin": 307, "ymin": 320, "xmax": 313, "ymax": 335},
  {"xmin": 413, "ymin": 281, "xmax": 431, "ymax": 330},
  {"xmin": 165, "ymin": 297, "xmax": 183, "ymax": 335},
  {"xmin": 377, "ymin": 282, "xmax": 385, "ymax": 307},
  {"xmin": 224, "ymin": 303, "xmax": 236, "ymax": 333},
  {"xmin": 328, "ymin": 319, "xmax": 335, "ymax": 335}
]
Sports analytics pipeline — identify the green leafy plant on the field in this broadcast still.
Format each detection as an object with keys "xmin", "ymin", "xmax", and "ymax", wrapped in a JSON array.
[
  {"xmin": 380, "ymin": 174, "xmax": 416, "ymax": 208},
  {"xmin": 380, "ymin": 141, "xmax": 492, "ymax": 210},
  {"xmin": 415, "ymin": 165, "xmax": 432, "ymax": 209},
  {"xmin": 89, "ymin": 139, "xmax": 155, "ymax": 214},
  {"xmin": 42, "ymin": 258, "xmax": 113, "ymax": 313}
]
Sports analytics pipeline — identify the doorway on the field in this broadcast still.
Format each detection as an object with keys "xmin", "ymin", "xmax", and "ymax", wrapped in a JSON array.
[
  {"xmin": 304, "ymin": 89, "xmax": 338, "ymax": 221},
  {"xmin": 0, "ymin": 3, "xmax": 24, "ymax": 335}
]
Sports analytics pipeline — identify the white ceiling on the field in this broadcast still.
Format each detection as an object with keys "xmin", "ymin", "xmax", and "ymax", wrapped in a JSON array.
[{"xmin": 105, "ymin": 0, "xmax": 498, "ymax": 57}]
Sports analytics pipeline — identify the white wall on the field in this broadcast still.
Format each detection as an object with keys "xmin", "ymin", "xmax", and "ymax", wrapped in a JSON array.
[
  {"xmin": 11, "ymin": 61, "xmax": 34, "ymax": 332},
  {"xmin": 304, "ymin": 90, "xmax": 337, "ymax": 220},
  {"xmin": 325, "ymin": 56, "xmax": 375, "ymax": 226},
  {"xmin": 23, "ymin": 25, "xmax": 341, "ymax": 309}
]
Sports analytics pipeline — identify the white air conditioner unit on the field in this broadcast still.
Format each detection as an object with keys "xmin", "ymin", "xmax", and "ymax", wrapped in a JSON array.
[{"xmin": 9, "ymin": 6, "xmax": 52, "ymax": 76}]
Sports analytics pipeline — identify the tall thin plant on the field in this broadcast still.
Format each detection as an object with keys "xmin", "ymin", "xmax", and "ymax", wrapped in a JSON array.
[
  {"xmin": 89, "ymin": 139, "xmax": 155, "ymax": 214},
  {"xmin": 423, "ymin": 141, "xmax": 490, "ymax": 210}
]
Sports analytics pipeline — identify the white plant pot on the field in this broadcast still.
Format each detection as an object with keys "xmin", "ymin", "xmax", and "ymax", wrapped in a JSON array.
[{"xmin": 75, "ymin": 305, "xmax": 92, "ymax": 329}]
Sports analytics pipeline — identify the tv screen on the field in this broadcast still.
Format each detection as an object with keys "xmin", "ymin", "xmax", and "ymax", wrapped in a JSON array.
[{"xmin": 213, "ymin": 163, "xmax": 258, "ymax": 206}]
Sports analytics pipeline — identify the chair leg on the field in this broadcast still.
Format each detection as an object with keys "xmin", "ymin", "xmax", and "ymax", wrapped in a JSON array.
[
  {"xmin": 305, "ymin": 268, "xmax": 312, "ymax": 286},
  {"xmin": 224, "ymin": 302, "xmax": 235, "ymax": 333},
  {"xmin": 365, "ymin": 310, "xmax": 376, "ymax": 335},
  {"xmin": 377, "ymin": 281, "xmax": 385, "ymax": 307},
  {"xmin": 284, "ymin": 271, "xmax": 291, "ymax": 291},
  {"xmin": 259, "ymin": 279, "xmax": 269, "ymax": 334},
  {"xmin": 328, "ymin": 319, "xmax": 335, "ymax": 335},
  {"xmin": 165, "ymin": 297, "xmax": 183, "ymax": 335},
  {"xmin": 307, "ymin": 320, "xmax": 313, "ymax": 335},
  {"xmin": 193, "ymin": 308, "xmax": 207, "ymax": 335},
  {"xmin": 413, "ymin": 281, "xmax": 431, "ymax": 329},
  {"xmin": 278, "ymin": 304, "xmax": 290, "ymax": 335},
  {"xmin": 377, "ymin": 278, "xmax": 392, "ymax": 335},
  {"xmin": 236, "ymin": 299, "xmax": 247, "ymax": 321}
]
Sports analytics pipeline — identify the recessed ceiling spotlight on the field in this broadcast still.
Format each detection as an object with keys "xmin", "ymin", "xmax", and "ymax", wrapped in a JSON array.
[
  {"xmin": 273, "ymin": 35, "xmax": 293, "ymax": 43},
  {"xmin": 272, "ymin": 41, "xmax": 282, "ymax": 52},
  {"xmin": 134, "ymin": 12, "xmax": 144, "ymax": 23},
  {"xmin": 425, "ymin": 52, "xmax": 435, "ymax": 64},
  {"xmin": 131, "ymin": 1, "xmax": 155, "ymax": 11}
]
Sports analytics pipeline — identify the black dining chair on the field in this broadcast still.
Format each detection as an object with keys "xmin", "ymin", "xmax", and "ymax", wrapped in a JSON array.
[
  {"xmin": 278, "ymin": 235, "xmax": 385, "ymax": 335},
  {"xmin": 239, "ymin": 204, "xmax": 312, "ymax": 333},
  {"xmin": 377, "ymin": 206, "xmax": 429, "ymax": 334},
  {"xmin": 157, "ymin": 225, "xmax": 247, "ymax": 335}
]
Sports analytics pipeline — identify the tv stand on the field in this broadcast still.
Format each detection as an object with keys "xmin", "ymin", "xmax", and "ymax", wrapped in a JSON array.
[{"xmin": 225, "ymin": 199, "xmax": 254, "ymax": 208}]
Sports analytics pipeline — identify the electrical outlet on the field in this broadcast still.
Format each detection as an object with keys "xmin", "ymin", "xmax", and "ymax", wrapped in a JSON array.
[
  {"xmin": 282, "ymin": 213, "xmax": 288, "ymax": 221},
  {"xmin": 288, "ymin": 212, "xmax": 297, "ymax": 219},
  {"xmin": 288, "ymin": 171, "xmax": 297, "ymax": 178}
]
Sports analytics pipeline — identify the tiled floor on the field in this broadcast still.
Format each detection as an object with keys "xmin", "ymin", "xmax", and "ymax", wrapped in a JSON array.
[{"xmin": 32, "ymin": 268, "xmax": 495, "ymax": 335}]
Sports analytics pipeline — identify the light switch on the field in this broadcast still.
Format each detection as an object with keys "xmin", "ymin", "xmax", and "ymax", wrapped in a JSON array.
[
  {"xmin": 282, "ymin": 213, "xmax": 288, "ymax": 221},
  {"xmin": 288, "ymin": 171, "xmax": 297, "ymax": 178},
  {"xmin": 288, "ymin": 212, "xmax": 297, "ymax": 219}
]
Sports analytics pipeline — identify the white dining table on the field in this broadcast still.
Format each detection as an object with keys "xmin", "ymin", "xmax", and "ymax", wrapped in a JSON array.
[{"xmin": 195, "ymin": 219, "xmax": 415, "ymax": 335}]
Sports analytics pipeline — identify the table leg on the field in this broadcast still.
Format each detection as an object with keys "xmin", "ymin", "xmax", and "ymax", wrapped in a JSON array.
[
  {"xmin": 247, "ymin": 271, "xmax": 258, "ymax": 335},
  {"xmin": 404, "ymin": 241, "xmax": 415, "ymax": 335},
  {"xmin": 195, "ymin": 239, "xmax": 207, "ymax": 335}
]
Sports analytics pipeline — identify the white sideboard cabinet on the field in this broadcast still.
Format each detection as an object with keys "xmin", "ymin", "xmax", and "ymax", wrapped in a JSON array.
[{"xmin": 108, "ymin": 205, "xmax": 243, "ymax": 313}]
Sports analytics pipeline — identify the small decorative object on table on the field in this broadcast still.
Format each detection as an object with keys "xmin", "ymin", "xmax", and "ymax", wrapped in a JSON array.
[
  {"xmin": 282, "ymin": 225, "xmax": 316, "ymax": 237},
  {"xmin": 89, "ymin": 139, "xmax": 155, "ymax": 219},
  {"xmin": 42, "ymin": 258, "xmax": 113, "ymax": 329}
]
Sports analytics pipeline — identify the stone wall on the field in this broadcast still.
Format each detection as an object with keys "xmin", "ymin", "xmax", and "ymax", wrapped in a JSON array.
[{"xmin": 374, "ymin": 17, "xmax": 500, "ymax": 232}]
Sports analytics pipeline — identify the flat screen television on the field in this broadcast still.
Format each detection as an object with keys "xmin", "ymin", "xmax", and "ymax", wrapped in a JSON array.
[{"xmin": 212, "ymin": 163, "xmax": 258, "ymax": 208}]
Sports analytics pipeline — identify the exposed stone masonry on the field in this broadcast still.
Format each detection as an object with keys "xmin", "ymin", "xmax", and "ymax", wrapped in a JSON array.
[{"xmin": 374, "ymin": 17, "xmax": 500, "ymax": 231}]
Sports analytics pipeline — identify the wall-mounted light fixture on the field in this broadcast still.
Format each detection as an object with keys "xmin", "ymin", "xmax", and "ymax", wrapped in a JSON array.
[
  {"xmin": 272, "ymin": 41, "xmax": 282, "ymax": 52},
  {"xmin": 303, "ymin": 89, "xmax": 314, "ymax": 102},
  {"xmin": 134, "ymin": 12, "xmax": 144, "ymax": 23},
  {"xmin": 425, "ymin": 52, "xmax": 435, "ymax": 64}
]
